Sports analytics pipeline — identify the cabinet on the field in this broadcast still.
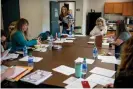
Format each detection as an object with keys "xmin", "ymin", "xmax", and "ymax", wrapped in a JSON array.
[
  {"xmin": 114, "ymin": 3, "xmax": 123, "ymax": 13},
  {"xmin": 123, "ymin": 2, "xmax": 133, "ymax": 16},
  {"xmin": 104, "ymin": 3, "xmax": 114, "ymax": 14}
]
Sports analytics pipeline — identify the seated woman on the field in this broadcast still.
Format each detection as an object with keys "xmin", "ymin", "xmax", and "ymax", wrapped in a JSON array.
[
  {"xmin": 10, "ymin": 18, "xmax": 41, "ymax": 52},
  {"xmin": 90, "ymin": 17, "xmax": 107, "ymax": 36},
  {"xmin": 104, "ymin": 36, "xmax": 133, "ymax": 88},
  {"xmin": 111, "ymin": 21, "xmax": 131, "ymax": 59}
]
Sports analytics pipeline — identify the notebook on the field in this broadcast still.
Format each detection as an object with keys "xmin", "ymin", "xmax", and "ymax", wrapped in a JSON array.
[
  {"xmin": 19, "ymin": 56, "xmax": 43, "ymax": 62},
  {"xmin": 21, "ymin": 70, "xmax": 52, "ymax": 85}
]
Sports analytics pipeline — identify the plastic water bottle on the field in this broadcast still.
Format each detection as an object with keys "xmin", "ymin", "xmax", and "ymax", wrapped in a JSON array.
[
  {"xmin": 49, "ymin": 35, "xmax": 53, "ymax": 50},
  {"xmin": 28, "ymin": 53, "xmax": 34, "ymax": 67},
  {"xmin": 23, "ymin": 46, "xmax": 28, "ymax": 57},
  {"xmin": 93, "ymin": 44, "xmax": 98, "ymax": 59},
  {"xmin": 69, "ymin": 31, "xmax": 72, "ymax": 37},
  {"xmin": 82, "ymin": 58, "xmax": 88, "ymax": 79}
]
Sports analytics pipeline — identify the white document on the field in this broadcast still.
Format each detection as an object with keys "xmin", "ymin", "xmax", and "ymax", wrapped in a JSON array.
[
  {"xmin": 64, "ymin": 40, "xmax": 73, "ymax": 43},
  {"xmin": 34, "ymin": 48, "xmax": 47, "ymax": 52},
  {"xmin": 102, "ymin": 59, "xmax": 121, "ymax": 65},
  {"xmin": 8, "ymin": 66, "xmax": 26, "ymax": 79},
  {"xmin": 66, "ymin": 38, "xmax": 76, "ymax": 40},
  {"xmin": 35, "ymin": 44, "xmax": 49, "ymax": 48},
  {"xmin": 102, "ymin": 43, "xmax": 109, "ymax": 46},
  {"xmin": 21, "ymin": 70, "xmax": 52, "ymax": 85},
  {"xmin": 87, "ymin": 41, "xmax": 95, "ymax": 44},
  {"xmin": 90, "ymin": 36, "xmax": 95, "ymax": 40},
  {"xmin": 74, "ymin": 35, "xmax": 86, "ymax": 37},
  {"xmin": 65, "ymin": 78, "xmax": 97, "ymax": 88},
  {"xmin": 54, "ymin": 40, "xmax": 64, "ymax": 44},
  {"xmin": 75, "ymin": 57, "xmax": 95, "ymax": 64},
  {"xmin": 19, "ymin": 56, "xmax": 43, "ymax": 62},
  {"xmin": 98, "ymin": 55, "xmax": 116, "ymax": 60},
  {"xmin": 2, "ymin": 53, "xmax": 19, "ymax": 60},
  {"xmin": 87, "ymin": 74, "xmax": 115, "ymax": 86},
  {"xmin": 63, "ymin": 76, "xmax": 78, "ymax": 85},
  {"xmin": 52, "ymin": 65, "xmax": 75, "ymax": 76},
  {"xmin": 89, "ymin": 67, "xmax": 116, "ymax": 77},
  {"xmin": 1, "ymin": 48, "xmax": 11, "ymax": 60}
]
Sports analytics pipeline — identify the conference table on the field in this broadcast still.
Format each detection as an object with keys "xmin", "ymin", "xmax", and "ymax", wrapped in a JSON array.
[{"xmin": 4, "ymin": 36, "xmax": 115, "ymax": 88}]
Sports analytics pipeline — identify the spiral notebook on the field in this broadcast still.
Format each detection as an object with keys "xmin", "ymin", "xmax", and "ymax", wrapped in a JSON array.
[{"xmin": 21, "ymin": 70, "xmax": 52, "ymax": 85}]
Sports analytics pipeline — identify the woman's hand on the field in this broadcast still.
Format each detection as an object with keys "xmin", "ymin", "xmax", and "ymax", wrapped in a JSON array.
[
  {"xmin": 4, "ymin": 68, "xmax": 15, "ymax": 78},
  {"xmin": 37, "ymin": 39, "xmax": 41, "ymax": 45},
  {"xmin": 103, "ymin": 83, "xmax": 114, "ymax": 88}
]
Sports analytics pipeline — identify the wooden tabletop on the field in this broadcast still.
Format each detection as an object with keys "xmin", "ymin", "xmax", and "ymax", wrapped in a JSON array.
[{"xmin": 4, "ymin": 36, "xmax": 115, "ymax": 88}]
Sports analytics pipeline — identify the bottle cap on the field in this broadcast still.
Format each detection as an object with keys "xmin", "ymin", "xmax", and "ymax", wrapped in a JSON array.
[{"xmin": 84, "ymin": 57, "xmax": 86, "ymax": 61}]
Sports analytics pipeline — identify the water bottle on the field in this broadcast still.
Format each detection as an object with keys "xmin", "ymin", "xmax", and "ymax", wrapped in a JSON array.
[
  {"xmin": 49, "ymin": 35, "xmax": 53, "ymax": 50},
  {"xmin": 82, "ymin": 58, "xmax": 88, "ymax": 79},
  {"xmin": 28, "ymin": 53, "xmax": 34, "ymax": 67},
  {"xmin": 69, "ymin": 31, "xmax": 72, "ymax": 37},
  {"xmin": 23, "ymin": 46, "xmax": 28, "ymax": 57},
  {"xmin": 93, "ymin": 44, "xmax": 98, "ymax": 59},
  {"xmin": 75, "ymin": 62, "xmax": 82, "ymax": 78}
]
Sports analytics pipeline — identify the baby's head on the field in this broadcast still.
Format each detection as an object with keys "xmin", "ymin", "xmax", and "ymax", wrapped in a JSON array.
[{"xmin": 68, "ymin": 9, "xmax": 72, "ymax": 14}]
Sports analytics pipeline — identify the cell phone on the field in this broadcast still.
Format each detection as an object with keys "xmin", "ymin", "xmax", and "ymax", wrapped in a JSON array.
[{"xmin": 81, "ymin": 81, "xmax": 90, "ymax": 88}]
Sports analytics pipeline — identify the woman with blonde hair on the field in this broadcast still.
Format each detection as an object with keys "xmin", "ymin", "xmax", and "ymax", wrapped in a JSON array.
[
  {"xmin": 10, "ymin": 18, "xmax": 41, "ymax": 52},
  {"xmin": 104, "ymin": 36, "xmax": 133, "ymax": 88},
  {"xmin": 90, "ymin": 17, "xmax": 107, "ymax": 36}
]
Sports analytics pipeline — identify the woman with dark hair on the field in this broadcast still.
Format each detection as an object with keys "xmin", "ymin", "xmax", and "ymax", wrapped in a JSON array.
[
  {"xmin": 111, "ymin": 21, "xmax": 131, "ymax": 58},
  {"xmin": 59, "ymin": 6, "xmax": 71, "ymax": 34},
  {"xmin": 104, "ymin": 36, "xmax": 133, "ymax": 88},
  {"xmin": 10, "ymin": 18, "xmax": 41, "ymax": 52}
]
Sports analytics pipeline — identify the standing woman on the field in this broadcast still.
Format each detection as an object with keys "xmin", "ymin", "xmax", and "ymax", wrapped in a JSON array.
[
  {"xmin": 59, "ymin": 6, "xmax": 70, "ymax": 34},
  {"xmin": 10, "ymin": 18, "xmax": 41, "ymax": 52},
  {"xmin": 90, "ymin": 17, "xmax": 107, "ymax": 36}
]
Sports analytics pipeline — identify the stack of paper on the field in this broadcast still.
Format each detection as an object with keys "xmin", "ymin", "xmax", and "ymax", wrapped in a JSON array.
[
  {"xmin": 34, "ymin": 47, "xmax": 47, "ymax": 52},
  {"xmin": 52, "ymin": 65, "xmax": 75, "ymax": 76},
  {"xmin": 87, "ymin": 41, "xmax": 95, "ymax": 44},
  {"xmin": 2, "ymin": 53, "xmax": 19, "ymax": 60},
  {"xmin": 63, "ymin": 76, "xmax": 78, "ymax": 85},
  {"xmin": 65, "ymin": 78, "xmax": 97, "ymax": 88},
  {"xmin": 66, "ymin": 38, "xmax": 76, "ymax": 40},
  {"xmin": 89, "ymin": 67, "xmax": 116, "ymax": 77},
  {"xmin": 87, "ymin": 74, "xmax": 115, "ymax": 86},
  {"xmin": 90, "ymin": 36, "xmax": 95, "ymax": 40},
  {"xmin": 54, "ymin": 40, "xmax": 64, "ymax": 44},
  {"xmin": 75, "ymin": 57, "xmax": 95, "ymax": 64},
  {"xmin": 19, "ymin": 56, "xmax": 43, "ymax": 62},
  {"xmin": 21, "ymin": 70, "xmax": 52, "ymax": 85},
  {"xmin": 8, "ymin": 66, "xmax": 27, "ymax": 79},
  {"xmin": 64, "ymin": 40, "xmax": 73, "ymax": 43},
  {"xmin": 98, "ymin": 55, "xmax": 121, "ymax": 65}
]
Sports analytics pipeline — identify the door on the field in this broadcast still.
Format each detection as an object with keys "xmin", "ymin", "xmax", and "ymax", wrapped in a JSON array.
[
  {"xmin": 50, "ymin": 1, "xmax": 60, "ymax": 37},
  {"xmin": 2, "ymin": 0, "xmax": 20, "ymax": 31}
]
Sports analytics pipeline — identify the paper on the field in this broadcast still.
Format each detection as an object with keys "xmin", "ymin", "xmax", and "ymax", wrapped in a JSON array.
[
  {"xmin": 75, "ymin": 57, "xmax": 95, "ymax": 64},
  {"xmin": 8, "ymin": 66, "xmax": 26, "ymax": 79},
  {"xmin": 64, "ymin": 40, "xmax": 73, "ymax": 43},
  {"xmin": 87, "ymin": 41, "xmax": 95, "ymax": 44},
  {"xmin": 74, "ymin": 35, "xmax": 86, "ymax": 37},
  {"xmin": 54, "ymin": 40, "xmax": 64, "ymax": 44},
  {"xmin": 2, "ymin": 54, "xmax": 19, "ymax": 60},
  {"xmin": 65, "ymin": 78, "xmax": 97, "ymax": 88},
  {"xmin": 34, "ymin": 48, "xmax": 47, "ymax": 52},
  {"xmin": 1, "ymin": 48, "xmax": 11, "ymax": 60},
  {"xmin": 98, "ymin": 55, "xmax": 120, "ymax": 65},
  {"xmin": 19, "ymin": 56, "xmax": 43, "ymax": 62},
  {"xmin": 87, "ymin": 74, "xmax": 115, "ymax": 86},
  {"xmin": 102, "ymin": 59, "xmax": 121, "ymax": 65},
  {"xmin": 35, "ymin": 44, "xmax": 49, "ymax": 48},
  {"xmin": 89, "ymin": 67, "xmax": 116, "ymax": 77},
  {"xmin": 102, "ymin": 43, "xmax": 109, "ymax": 46},
  {"xmin": 98, "ymin": 55, "xmax": 116, "ymax": 60},
  {"xmin": 21, "ymin": 70, "xmax": 52, "ymax": 85},
  {"xmin": 90, "ymin": 36, "xmax": 95, "ymax": 39},
  {"xmin": 52, "ymin": 65, "xmax": 75, "ymax": 76},
  {"xmin": 63, "ymin": 76, "xmax": 78, "ymax": 85},
  {"xmin": 66, "ymin": 38, "xmax": 76, "ymax": 40}
]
